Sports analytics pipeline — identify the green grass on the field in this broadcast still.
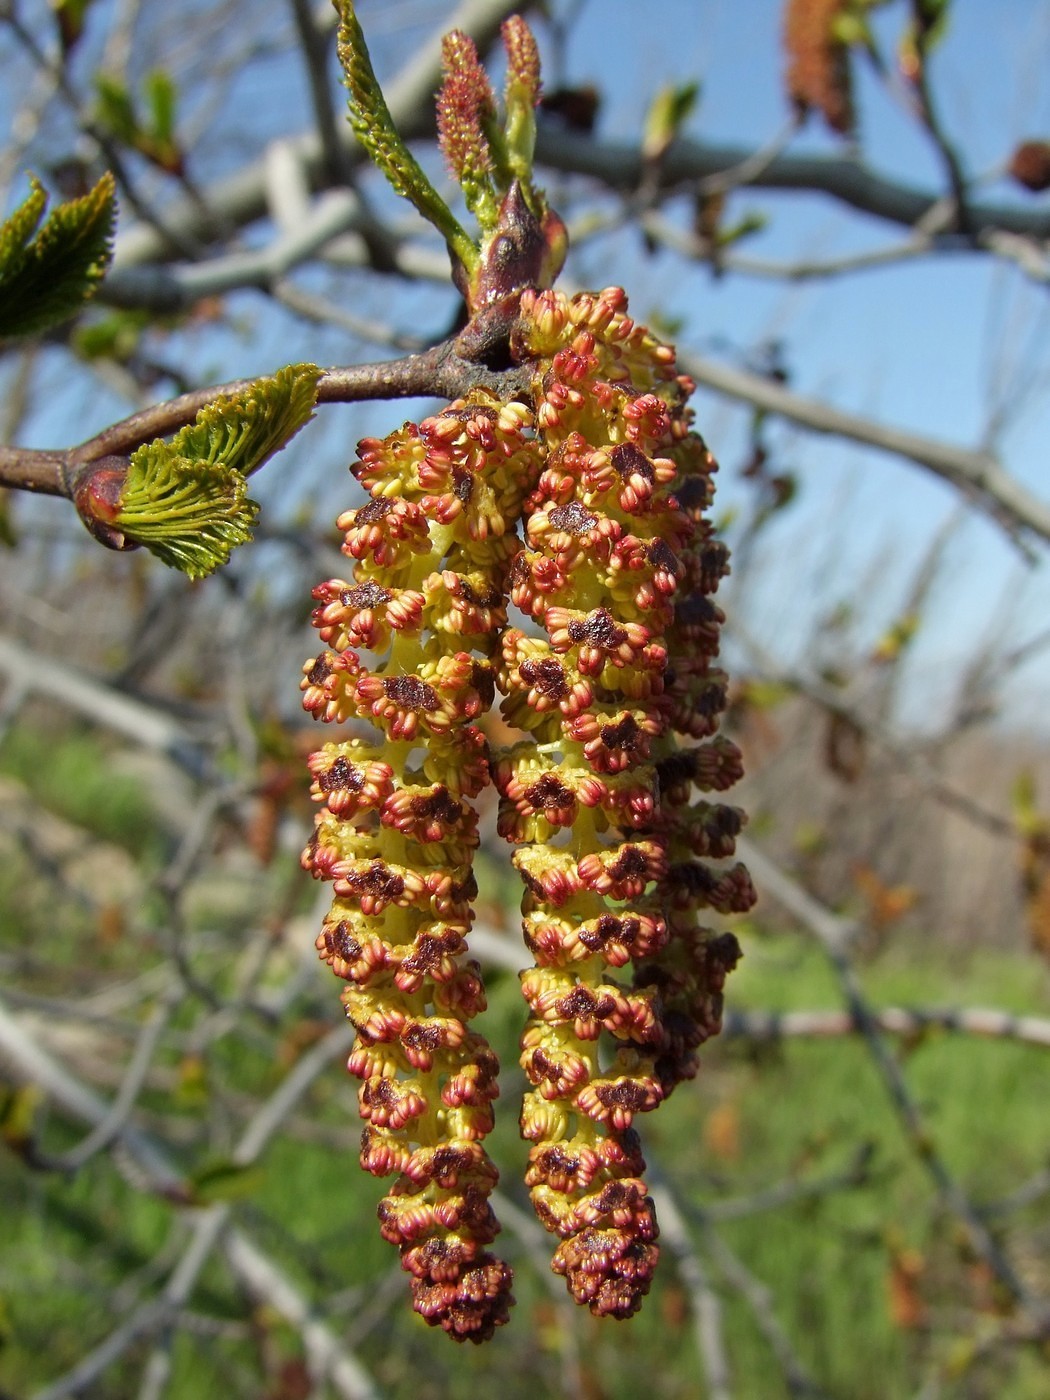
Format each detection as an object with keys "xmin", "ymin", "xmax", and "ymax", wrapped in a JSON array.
[
  {"xmin": 1, "ymin": 731, "xmax": 1048, "ymax": 1396},
  {"xmin": 0, "ymin": 724, "xmax": 165, "ymax": 861},
  {"xmin": 3, "ymin": 935, "xmax": 1047, "ymax": 1397}
]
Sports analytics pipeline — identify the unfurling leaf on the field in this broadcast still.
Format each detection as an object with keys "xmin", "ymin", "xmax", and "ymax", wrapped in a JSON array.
[
  {"xmin": 335, "ymin": 0, "xmax": 475, "ymax": 275},
  {"xmin": 112, "ymin": 363, "xmax": 322, "ymax": 578},
  {"xmin": 96, "ymin": 70, "xmax": 184, "ymax": 172},
  {"xmin": 144, "ymin": 70, "xmax": 178, "ymax": 148},
  {"xmin": 94, "ymin": 75, "xmax": 139, "ymax": 144},
  {"xmin": 871, "ymin": 611, "xmax": 919, "ymax": 664},
  {"xmin": 643, "ymin": 81, "xmax": 700, "ymax": 165},
  {"xmin": 0, "ymin": 173, "xmax": 115, "ymax": 339}
]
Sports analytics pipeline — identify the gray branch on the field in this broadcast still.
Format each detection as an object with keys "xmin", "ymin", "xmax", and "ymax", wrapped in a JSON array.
[
  {"xmin": 0, "ymin": 995, "xmax": 378, "ymax": 1400},
  {"xmin": 724, "ymin": 1005, "xmax": 1050, "ymax": 1049},
  {"xmin": 740, "ymin": 835, "xmax": 1049, "ymax": 1326},
  {"xmin": 533, "ymin": 129, "xmax": 1050, "ymax": 243},
  {"xmin": 680, "ymin": 351, "xmax": 1050, "ymax": 548}
]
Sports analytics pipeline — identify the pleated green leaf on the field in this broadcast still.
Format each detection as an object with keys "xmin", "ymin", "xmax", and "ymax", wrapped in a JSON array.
[
  {"xmin": 0, "ymin": 172, "xmax": 115, "ymax": 339},
  {"xmin": 117, "ymin": 363, "xmax": 322, "ymax": 578}
]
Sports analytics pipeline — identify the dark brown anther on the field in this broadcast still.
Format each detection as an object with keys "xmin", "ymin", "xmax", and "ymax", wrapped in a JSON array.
[
  {"xmin": 323, "ymin": 921, "xmax": 361, "ymax": 964},
  {"xmin": 568, "ymin": 608, "xmax": 627, "ymax": 648},
  {"xmin": 341, "ymin": 581, "xmax": 392, "ymax": 607},
  {"xmin": 307, "ymin": 653, "xmax": 334, "ymax": 685},
  {"xmin": 519, "ymin": 656, "xmax": 567, "ymax": 699},
  {"xmin": 610, "ymin": 443, "xmax": 655, "ymax": 483},
  {"xmin": 524, "ymin": 774, "xmax": 574, "ymax": 811},
  {"xmin": 342, "ymin": 861, "xmax": 406, "ymax": 902},
  {"xmin": 320, "ymin": 757, "xmax": 364, "ymax": 793},
  {"xmin": 548, "ymin": 501, "xmax": 597, "ymax": 534},
  {"xmin": 408, "ymin": 787, "xmax": 462, "ymax": 824},
  {"xmin": 383, "ymin": 675, "xmax": 439, "ymax": 712}
]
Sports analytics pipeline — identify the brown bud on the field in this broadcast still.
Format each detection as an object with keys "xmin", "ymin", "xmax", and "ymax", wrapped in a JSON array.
[
  {"xmin": 1008, "ymin": 140, "xmax": 1050, "ymax": 193},
  {"xmin": 71, "ymin": 456, "xmax": 140, "ymax": 552}
]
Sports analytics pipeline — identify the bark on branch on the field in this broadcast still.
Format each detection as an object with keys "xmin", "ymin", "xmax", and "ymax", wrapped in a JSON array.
[{"xmin": 0, "ymin": 344, "xmax": 532, "ymax": 500}]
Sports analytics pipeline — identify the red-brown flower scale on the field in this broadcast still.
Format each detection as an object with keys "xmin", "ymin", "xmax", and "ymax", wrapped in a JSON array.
[
  {"xmin": 301, "ymin": 391, "xmax": 542, "ymax": 1341},
  {"xmin": 496, "ymin": 286, "xmax": 754, "ymax": 1318}
]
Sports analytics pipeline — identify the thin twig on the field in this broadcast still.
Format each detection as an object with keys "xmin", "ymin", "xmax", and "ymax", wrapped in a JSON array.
[
  {"xmin": 532, "ymin": 128, "xmax": 1050, "ymax": 244},
  {"xmin": 223, "ymin": 1232, "xmax": 382, "ymax": 1400},
  {"xmin": 0, "ymin": 635, "xmax": 207, "ymax": 770},
  {"xmin": 740, "ymin": 836, "xmax": 1048, "ymax": 1323},
  {"xmin": 723, "ymin": 1005, "xmax": 1050, "ymax": 1050},
  {"xmin": 29, "ymin": 990, "xmax": 180, "ymax": 1173},
  {"xmin": 0, "ymin": 993, "xmax": 377, "ymax": 1399},
  {"xmin": 698, "ymin": 1145, "xmax": 876, "ymax": 1224},
  {"xmin": 735, "ymin": 623, "xmax": 1016, "ymax": 839},
  {"xmin": 0, "ymin": 343, "xmax": 532, "ymax": 499},
  {"xmin": 647, "ymin": 1179, "xmax": 733, "ymax": 1400},
  {"xmin": 698, "ymin": 1220, "xmax": 831, "ymax": 1399},
  {"xmin": 679, "ymin": 352, "xmax": 1050, "ymax": 551},
  {"xmin": 490, "ymin": 1190, "xmax": 584, "ymax": 1397}
]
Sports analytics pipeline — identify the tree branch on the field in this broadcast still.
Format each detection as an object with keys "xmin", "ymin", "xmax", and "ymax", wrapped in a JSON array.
[
  {"xmin": 723, "ymin": 1005, "xmax": 1050, "ymax": 1050},
  {"xmin": 680, "ymin": 351, "xmax": 1050, "ymax": 549},
  {"xmin": 740, "ymin": 835, "xmax": 1049, "ymax": 1325},
  {"xmin": 0, "ymin": 993, "xmax": 379, "ymax": 1400},
  {"xmin": 107, "ymin": 0, "xmax": 535, "ymax": 271},
  {"xmin": 0, "ymin": 342, "xmax": 532, "ymax": 499},
  {"xmin": 533, "ymin": 129, "xmax": 1050, "ymax": 243}
]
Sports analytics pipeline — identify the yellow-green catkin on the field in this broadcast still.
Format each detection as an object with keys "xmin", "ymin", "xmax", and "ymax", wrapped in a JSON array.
[
  {"xmin": 301, "ymin": 392, "xmax": 542, "ymax": 1341},
  {"xmin": 496, "ymin": 286, "xmax": 754, "ymax": 1318}
]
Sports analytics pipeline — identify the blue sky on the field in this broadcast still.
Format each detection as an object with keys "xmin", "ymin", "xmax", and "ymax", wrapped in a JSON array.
[{"xmin": 2, "ymin": 0, "xmax": 1049, "ymax": 730}]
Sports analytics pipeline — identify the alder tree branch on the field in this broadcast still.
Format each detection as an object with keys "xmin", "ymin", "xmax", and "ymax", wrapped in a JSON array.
[
  {"xmin": 4, "ymin": 331, "xmax": 1046, "ymax": 570},
  {"xmin": 740, "ymin": 835, "xmax": 1050, "ymax": 1328},
  {"xmin": 100, "ymin": 119, "xmax": 1050, "ymax": 297},
  {"xmin": 0, "ymin": 341, "xmax": 533, "ymax": 499},
  {"xmin": 532, "ymin": 129, "xmax": 1050, "ymax": 245},
  {"xmin": 680, "ymin": 350, "xmax": 1050, "ymax": 549},
  {"xmin": 723, "ymin": 1005, "xmax": 1050, "ymax": 1050}
]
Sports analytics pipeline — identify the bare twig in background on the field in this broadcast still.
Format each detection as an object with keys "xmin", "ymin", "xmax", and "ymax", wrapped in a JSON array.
[
  {"xmin": 0, "ymin": 636, "xmax": 206, "ymax": 769},
  {"xmin": 0, "ymin": 994, "xmax": 377, "ymax": 1399},
  {"xmin": 648, "ymin": 1179, "xmax": 733, "ymax": 1400},
  {"xmin": 29, "ymin": 988, "xmax": 180, "ymax": 1173},
  {"xmin": 735, "ymin": 623, "xmax": 1017, "ymax": 838},
  {"xmin": 697, "ymin": 1220, "xmax": 830, "ymax": 1400},
  {"xmin": 741, "ymin": 836, "xmax": 1050, "ymax": 1329},
  {"xmin": 723, "ymin": 1005, "xmax": 1050, "ymax": 1050},
  {"xmin": 680, "ymin": 352, "xmax": 1050, "ymax": 551},
  {"xmin": 532, "ymin": 128, "xmax": 1050, "ymax": 245}
]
